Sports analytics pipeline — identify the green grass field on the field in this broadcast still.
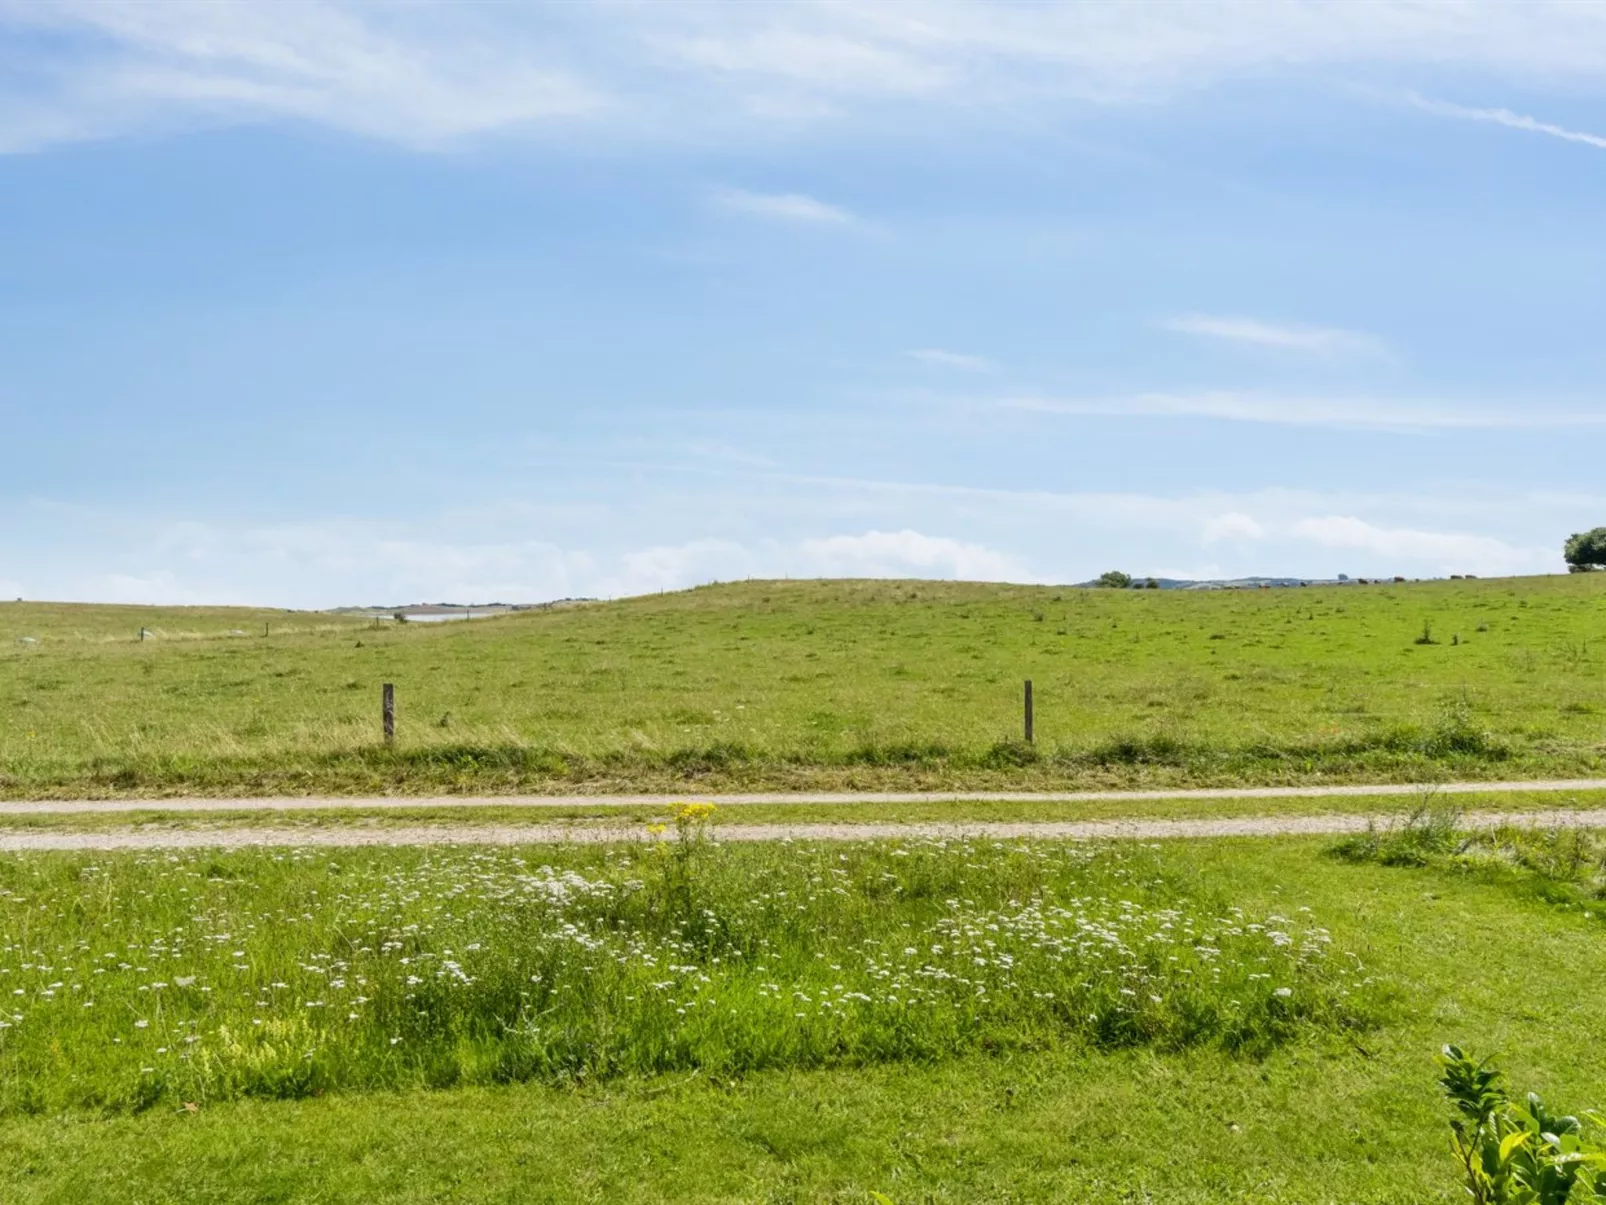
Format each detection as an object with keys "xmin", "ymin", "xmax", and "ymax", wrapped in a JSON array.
[
  {"xmin": 1, "ymin": 830, "xmax": 1602, "ymax": 1203},
  {"xmin": 4, "ymin": 575, "xmax": 1606, "ymax": 799}
]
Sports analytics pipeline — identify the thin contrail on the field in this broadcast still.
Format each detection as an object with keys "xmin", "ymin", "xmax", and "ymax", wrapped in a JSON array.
[{"xmin": 1410, "ymin": 93, "xmax": 1606, "ymax": 151}]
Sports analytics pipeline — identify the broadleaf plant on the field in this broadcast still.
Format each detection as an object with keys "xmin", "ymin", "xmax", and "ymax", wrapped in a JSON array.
[{"xmin": 1439, "ymin": 1046, "xmax": 1606, "ymax": 1203}]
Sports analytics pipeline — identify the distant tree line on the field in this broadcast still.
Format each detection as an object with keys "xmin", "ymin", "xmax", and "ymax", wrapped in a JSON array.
[{"xmin": 1097, "ymin": 571, "xmax": 1158, "ymax": 589}]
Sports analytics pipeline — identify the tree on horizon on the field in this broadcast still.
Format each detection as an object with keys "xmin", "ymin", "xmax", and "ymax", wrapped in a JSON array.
[{"xmin": 1564, "ymin": 528, "xmax": 1606, "ymax": 572}]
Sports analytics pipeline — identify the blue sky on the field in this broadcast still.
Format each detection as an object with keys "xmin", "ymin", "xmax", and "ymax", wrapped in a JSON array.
[{"xmin": 4, "ymin": 2, "xmax": 1606, "ymax": 607}]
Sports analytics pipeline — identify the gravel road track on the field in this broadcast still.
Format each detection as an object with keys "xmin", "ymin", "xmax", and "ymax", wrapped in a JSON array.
[{"xmin": 3, "ymin": 808, "xmax": 1603, "ymax": 850}]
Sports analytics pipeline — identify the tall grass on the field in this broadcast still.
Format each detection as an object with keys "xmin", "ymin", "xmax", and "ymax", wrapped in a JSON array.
[
  {"xmin": 1332, "ymin": 800, "xmax": 1606, "ymax": 915},
  {"xmin": 0, "ymin": 826, "xmax": 1375, "ymax": 1113}
]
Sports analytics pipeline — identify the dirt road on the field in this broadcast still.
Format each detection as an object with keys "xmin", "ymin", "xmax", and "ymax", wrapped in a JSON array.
[{"xmin": 2, "ymin": 808, "xmax": 1603, "ymax": 850}]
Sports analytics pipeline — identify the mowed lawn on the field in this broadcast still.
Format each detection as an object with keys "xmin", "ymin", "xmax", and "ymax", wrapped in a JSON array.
[
  {"xmin": 0, "ymin": 834, "xmax": 1601, "ymax": 1204},
  {"xmin": 3, "ymin": 575, "xmax": 1606, "ymax": 797}
]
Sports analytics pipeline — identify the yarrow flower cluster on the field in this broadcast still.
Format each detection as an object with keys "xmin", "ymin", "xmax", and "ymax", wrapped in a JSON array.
[{"xmin": 0, "ymin": 841, "xmax": 1372, "ymax": 1112}]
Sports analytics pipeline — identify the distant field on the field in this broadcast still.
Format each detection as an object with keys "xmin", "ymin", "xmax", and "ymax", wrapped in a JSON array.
[{"xmin": 2, "ymin": 575, "xmax": 1605, "ymax": 798}]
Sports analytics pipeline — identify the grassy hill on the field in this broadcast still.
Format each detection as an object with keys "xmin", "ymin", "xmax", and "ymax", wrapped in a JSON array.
[{"xmin": 3, "ymin": 575, "xmax": 1605, "ymax": 797}]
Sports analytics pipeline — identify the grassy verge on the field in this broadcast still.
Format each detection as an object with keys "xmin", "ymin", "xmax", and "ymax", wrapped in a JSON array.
[
  {"xmin": 1, "ymin": 834, "xmax": 1604, "ymax": 1202},
  {"xmin": 0, "ymin": 788, "xmax": 1603, "ymax": 833},
  {"xmin": 9, "ymin": 747, "xmax": 1594, "ymax": 802}
]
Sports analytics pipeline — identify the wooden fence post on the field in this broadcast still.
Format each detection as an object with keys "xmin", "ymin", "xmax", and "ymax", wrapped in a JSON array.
[
  {"xmin": 382, "ymin": 683, "xmax": 395, "ymax": 745},
  {"xmin": 1024, "ymin": 679, "xmax": 1034, "ymax": 744}
]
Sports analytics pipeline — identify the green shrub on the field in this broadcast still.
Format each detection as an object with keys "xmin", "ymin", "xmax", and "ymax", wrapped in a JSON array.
[{"xmin": 1438, "ymin": 1045, "xmax": 1606, "ymax": 1203}]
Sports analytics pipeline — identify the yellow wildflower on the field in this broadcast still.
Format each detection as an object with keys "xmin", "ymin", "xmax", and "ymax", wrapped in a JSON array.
[{"xmin": 673, "ymin": 802, "xmax": 716, "ymax": 823}]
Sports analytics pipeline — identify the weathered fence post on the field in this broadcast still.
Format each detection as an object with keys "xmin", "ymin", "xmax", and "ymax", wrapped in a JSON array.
[
  {"xmin": 382, "ymin": 683, "xmax": 395, "ymax": 745},
  {"xmin": 1024, "ymin": 679, "xmax": 1034, "ymax": 744}
]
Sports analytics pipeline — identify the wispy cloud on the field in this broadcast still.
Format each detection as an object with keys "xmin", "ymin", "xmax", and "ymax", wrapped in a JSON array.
[
  {"xmin": 1168, "ymin": 512, "xmax": 1546, "ymax": 578},
  {"xmin": 11, "ymin": 3, "xmax": 1606, "ymax": 152},
  {"xmin": 713, "ymin": 188, "xmax": 853, "ymax": 224},
  {"xmin": 8, "ymin": 477, "xmax": 1575, "ymax": 605},
  {"xmin": 684, "ymin": 441, "xmax": 780, "ymax": 469},
  {"xmin": 797, "ymin": 530, "xmax": 1026, "ymax": 581},
  {"xmin": 907, "ymin": 348, "xmax": 996, "ymax": 373},
  {"xmin": 1201, "ymin": 512, "xmax": 1266, "ymax": 543},
  {"xmin": 1290, "ymin": 515, "xmax": 1539, "ymax": 574},
  {"xmin": 1166, "ymin": 314, "xmax": 1384, "ymax": 357},
  {"xmin": 1409, "ymin": 93, "xmax": 1606, "ymax": 151},
  {"xmin": 1001, "ymin": 390, "xmax": 1606, "ymax": 431},
  {"xmin": 0, "ymin": 0, "xmax": 600, "ymax": 152}
]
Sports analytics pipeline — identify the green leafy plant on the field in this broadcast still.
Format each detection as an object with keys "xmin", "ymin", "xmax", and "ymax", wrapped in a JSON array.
[
  {"xmin": 1438, "ymin": 1045, "xmax": 1606, "ymax": 1203},
  {"xmin": 1096, "ymin": 570, "xmax": 1133, "ymax": 589},
  {"xmin": 646, "ymin": 801, "xmax": 718, "ymax": 936}
]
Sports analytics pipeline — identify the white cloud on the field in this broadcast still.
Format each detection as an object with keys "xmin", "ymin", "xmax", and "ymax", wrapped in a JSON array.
[
  {"xmin": 1, "ymin": 479, "xmax": 1582, "ymax": 607},
  {"xmin": 627, "ymin": 3, "xmax": 1606, "ymax": 108},
  {"xmin": 712, "ymin": 188, "xmax": 853, "ymax": 224},
  {"xmin": 6, "ymin": 509, "xmax": 1031, "ymax": 605},
  {"xmin": 1202, "ymin": 512, "xmax": 1266, "ymax": 543},
  {"xmin": 1165, "ymin": 314, "xmax": 1384, "ymax": 357},
  {"xmin": 600, "ymin": 538, "xmax": 753, "ymax": 597},
  {"xmin": 1290, "ymin": 515, "xmax": 1549, "ymax": 575},
  {"xmin": 908, "ymin": 348, "xmax": 996, "ymax": 373},
  {"xmin": 99, "ymin": 570, "xmax": 209, "ymax": 605},
  {"xmin": 1409, "ymin": 93, "xmax": 1606, "ymax": 151},
  {"xmin": 796, "ymin": 530, "xmax": 1027, "ymax": 581},
  {"xmin": 0, "ymin": 0, "xmax": 599, "ymax": 152},
  {"xmin": 10, "ymin": 2, "xmax": 1606, "ymax": 152},
  {"xmin": 1001, "ymin": 390, "xmax": 1606, "ymax": 431},
  {"xmin": 214, "ymin": 522, "xmax": 602, "ymax": 604}
]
